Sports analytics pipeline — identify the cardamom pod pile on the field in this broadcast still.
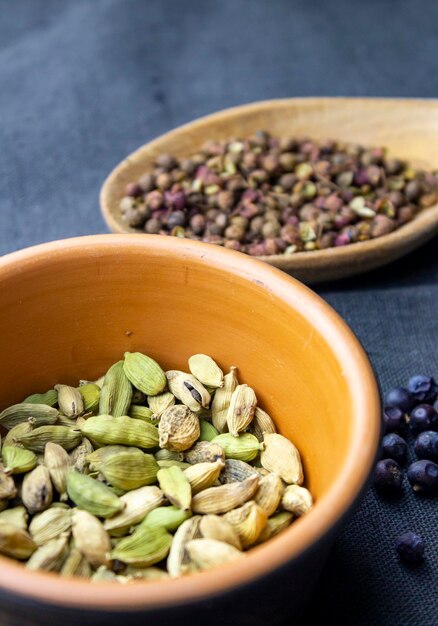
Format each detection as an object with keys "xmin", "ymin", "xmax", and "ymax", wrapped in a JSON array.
[{"xmin": 0, "ymin": 352, "xmax": 313, "ymax": 582}]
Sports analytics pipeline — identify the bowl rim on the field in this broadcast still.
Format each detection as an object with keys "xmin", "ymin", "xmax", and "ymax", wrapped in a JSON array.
[
  {"xmin": 0, "ymin": 234, "xmax": 381, "ymax": 610},
  {"xmin": 99, "ymin": 97, "xmax": 438, "ymax": 280}
]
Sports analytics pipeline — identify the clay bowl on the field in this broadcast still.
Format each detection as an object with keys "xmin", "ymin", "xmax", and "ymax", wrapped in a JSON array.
[
  {"xmin": 0, "ymin": 235, "xmax": 380, "ymax": 626},
  {"xmin": 100, "ymin": 97, "xmax": 438, "ymax": 283}
]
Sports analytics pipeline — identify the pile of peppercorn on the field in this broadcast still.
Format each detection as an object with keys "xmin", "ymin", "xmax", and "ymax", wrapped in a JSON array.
[
  {"xmin": 120, "ymin": 132, "xmax": 438, "ymax": 256},
  {"xmin": 374, "ymin": 374, "xmax": 438, "ymax": 564}
]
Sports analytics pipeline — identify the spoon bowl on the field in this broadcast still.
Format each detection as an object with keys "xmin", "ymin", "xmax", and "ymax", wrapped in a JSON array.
[{"xmin": 100, "ymin": 98, "xmax": 438, "ymax": 283}]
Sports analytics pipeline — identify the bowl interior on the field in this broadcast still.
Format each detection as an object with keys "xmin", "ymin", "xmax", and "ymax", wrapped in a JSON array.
[{"xmin": 0, "ymin": 235, "xmax": 380, "ymax": 609}]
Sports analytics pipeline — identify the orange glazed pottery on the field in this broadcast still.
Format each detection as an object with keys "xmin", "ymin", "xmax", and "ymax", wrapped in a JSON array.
[{"xmin": 0, "ymin": 235, "xmax": 380, "ymax": 626}]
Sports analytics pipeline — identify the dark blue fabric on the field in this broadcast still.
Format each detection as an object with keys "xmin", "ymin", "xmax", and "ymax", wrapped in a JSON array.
[{"xmin": 1, "ymin": 1, "xmax": 437, "ymax": 624}]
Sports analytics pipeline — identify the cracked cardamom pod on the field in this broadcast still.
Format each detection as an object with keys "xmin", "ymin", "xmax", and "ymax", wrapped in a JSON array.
[
  {"xmin": 198, "ymin": 419, "xmax": 219, "ymax": 442},
  {"xmin": 260, "ymin": 433, "xmax": 303, "ymax": 484},
  {"xmin": 78, "ymin": 383, "xmax": 100, "ymax": 413},
  {"xmin": 55, "ymin": 385, "xmax": 84, "ymax": 418},
  {"xmin": 254, "ymin": 473, "xmax": 284, "ymax": 517},
  {"xmin": 111, "ymin": 525, "xmax": 172, "ymax": 567},
  {"xmin": 72, "ymin": 509, "xmax": 111, "ymax": 568},
  {"xmin": 167, "ymin": 516, "xmax": 202, "ymax": 577},
  {"xmin": 2, "ymin": 446, "xmax": 37, "ymax": 474},
  {"xmin": 128, "ymin": 405, "xmax": 155, "ymax": 423},
  {"xmin": 0, "ymin": 466, "xmax": 17, "ymax": 500},
  {"xmin": 23, "ymin": 389, "xmax": 58, "ymax": 407},
  {"xmin": 157, "ymin": 466, "xmax": 192, "ymax": 511},
  {"xmin": 211, "ymin": 366, "xmax": 238, "ymax": 433},
  {"xmin": 103, "ymin": 485, "xmax": 164, "ymax": 532},
  {"xmin": 184, "ymin": 459, "xmax": 224, "ymax": 494},
  {"xmin": 66, "ymin": 470, "xmax": 123, "ymax": 518},
  {"xmin": 26, "ymin": 533, "xmax": 69, "ymax": 571},
  {"xmin": 70, "ymin": 437, "xmax": 94, "ymax": 473},
  {"xmin": 80, "ymin": 415, "xmax": 159, "ymax": 449},
  {"xmin": 188, "ymin": 354, "xmax": 224, "ymax": 389},
  {"xmin": 123, "ymin": 352, "xmax": 167, "ymax": 396},
  {"xmin": 0, "ymin": 506, "xmax": 28, "ymax": 530},
  {"xmin": 158, "ymin": 405, "xmax": 200, "ymax": 452},
  {"xmin": 212, "ymin": 433, "xmax": 261, "ymax": 462},
  {"xmin": 218, "ymin": 459, "xmax": 258, "ymax": 484},
  {"xmin": 0, "ymin": 522, "xmax": 36, "ymax": 559},
  {"xmin": 226, "ymin": 384, "xmax": 257, "ymax": 437},
  {"xmin": 281, "ymin": 484, "xmax": 313, "ymax": 516},
  {"xmin": 250, "ymin": 407, "xmax": 277, "ymax": 441},
  {"xmin": 99, "ymin": 361, "xmax": 132, "ymax": 417},
  {"xmin": 191, "ymin": 474, "xmax": 259, "ymax": 514},
  {"xmin": 166, "ymin": 371, "xmax": 211, "ymax": 412},
  {"xmin": 184, "ymin": 441, "xmax": 225, "ymax": 466},
  {"xmin": 60, "ymin": 547, "xmax": 91, "ymax": 577},
  {"xmin": 147, "ymin": 391, "xmax": 175, "ymax": 418},
  {"xmin": 140, "ymin": 505, "xmax": 192, "ymax": 533},
  {"xmin": 44, "ymin": 442, "xmax": 71, "ymax": 499},
  {"xmin": 17, "ymin": 425, "xmax": 82, "ymax": 453},
  {"xmin": 186, "ymin": 538, "xmax": 244, "ymax": 571},
  {"xmin": 29, "ymin": 506, "xmax": 72, "ymax": 546},
  {"xmin": 22, "ymin": 465, "xmax": 52, "ymax": 514},
  {"xmin": 0, "ymin": 403, "xmax": 58, "ymax": 429},
  {"xmin": 199, "ymin": 515, "xmax": 242, "ymax": 550},
  {"xmin": 255, "ymin": 511, "xmax": 293, "ymax": 544},
  {"xmin": 95, "ymin": 449, "xmax": 159, "ymax": 491},
  {"xmin": 223, "ymin": 501, "xmax": 267, "ymax": 548}
]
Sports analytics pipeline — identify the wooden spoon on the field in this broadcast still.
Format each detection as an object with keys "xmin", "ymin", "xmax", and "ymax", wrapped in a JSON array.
[{"xmin": 100, "ymin": 98, "xmax": 438, "ymax": 283}]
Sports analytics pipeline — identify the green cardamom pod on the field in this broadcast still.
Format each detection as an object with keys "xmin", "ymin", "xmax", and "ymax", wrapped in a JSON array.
[
  {"xmin": 66, "ymin": 471, "xmax": 123, "ymax": 518},
  {"xmin": 212, "ymin": 433, "xmax": 261, "ymax": 462},
  {"xmin": 198, "ymin": 419, "xmax": 219, "ymax": 442},
  {"xmin": 110, "ymin": 525, "xmax": 172, "ymax": 567},
  {"xmin": 103, "ymin": 485, "xmax": 164, "ymax": 533},
  {"xmin": 188, "ymin": 354, "xmax": 224, "ymax": 389},
  {"xmin": 155, "ymin": 449, "xmax": 184, "ymax": 462},
  {"xmin": 78, "ymin": 383, "xmax": 100, "ymax": 413},
  {"xmin": 29, "ymin": 506, "xmax": 72, "ymax": 546},
  {"xmin": 157, "ymin": 466, "xmax": 192, "ymax": 511},
  {"xmin": 86, "ymin": 445, "xmax": 128, "ymax": 466},
  {"xmin": 23, "ymin": 390, "xmax": 58, "ymax": 407},
  {"xmin": 147, "ymin": 392, "xmax": 175, "ymax": 418},
  {"xmin": 80, "ymin": 415, "xmax": 159, "ymax": 449},
  {"xmin": 0, "ymin": 522, "xmax": 36, "ymax": 560},
  {"xmin": 60, "ymin": 547, "xmax": 91, "ymax": 577},
  {"xmin": 99, "ymin": 361, "xmax": 132, "ymax": 417},
  {"xmin": 3, "ymin": 421, "xmax": 34, "ymax": 448},
  {"xmin": 54, "ymin": 385, "xmax": 84, "ymax": 418},
  {"xmin": 2, "ymin": 446, "xmax": 37, "ymax": 474},
  {"xmin": 123, "ymin": 352, "xmax": 167, "ymax": 396},
  {"xmin": 226, "ymin": 384, "xmax": 257, "ymax": 437},
  {"xmin": 0, "ymin": 403, "xmax": 58, "ymax": 430},
  {"xmin": 44, "ymin": 442, "xmax": 72, "ymax": 499},
  {"xmin": 0, "ymin": 506, "xmax": 28, "ymax": 530},
  {"xmin": 22, "ymin": 465, "xmax": 53, "ymax": 514},
  {"xmin": 95, "ymin": 450, "xmax": 159, "ymax": 491},
  {"xmin": 72, "ymin": 509, "xmax": 111, "ymax": 568},
  {"xmin": 17, "ymin": 425, "xmax": 82, "ymax": 453},
  {"xmin": 0, "ymin": 466, "xmax": 17, "ymax": 500},
  {"xmin": 128, "ymin": 405, "xmax": 155, "ymax": 423},
  {"xmin": 26, "ymin": 533, "xmax": 69, "ymax": 571},
  {"xmin": 140, "ymin": 505, "xmax": 191, "ymax": 532},
  {"xmin": 211, "ymin": 366, "xmax": 238, "ymax": 433}
]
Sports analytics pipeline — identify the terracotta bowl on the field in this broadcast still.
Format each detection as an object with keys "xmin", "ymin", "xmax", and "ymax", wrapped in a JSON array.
[
  {"xmin": 100, "ymin": 98, "xmax": 438, "ymax": 283},
  {"xmin": 0, "ymin": 235, "xmax": 380, "ymax": 626}
]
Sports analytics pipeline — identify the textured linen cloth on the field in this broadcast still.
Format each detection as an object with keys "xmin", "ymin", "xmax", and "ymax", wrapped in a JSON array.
[{"xmin": 0, "ymin": 1, "xmax": 437, "ymax": 624}]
